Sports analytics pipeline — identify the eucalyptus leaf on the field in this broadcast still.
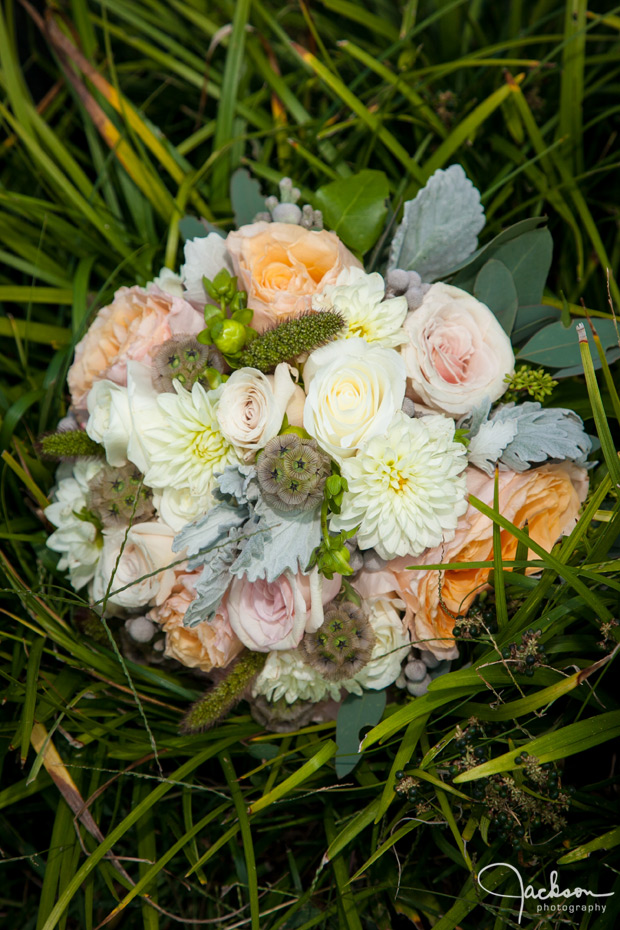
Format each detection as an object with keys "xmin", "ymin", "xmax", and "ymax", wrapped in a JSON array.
[
  {"xmin": 335, "ymin": 690, "xmax": 387, "ymax": 778},
  {"xmin": 230, "ymin": 168, "xmax": 266, "ymax": 227},
  {"xmin": 388, "ymin": 165, "xmax": 484, "ymax": 281},
  {"xmin": 315, "ymin": 169, "xmax": 389, "ymax": 254},
  {"xmin": 553, "ymin": 347, "xmax": 620, "ymax": 379},
  {"xmin": 446, "ymin": 216, "xmax": 546, "ymax": 282},
  {"xmin": 490, "ymin": 228, "xmax": 553, "ymax": 306},
  {"xmin": 518, "ymin": 319, "xmax": 620, "ymax": 369},
  {"xmin": 473, "ymin": 258, "xmax": 518, "ymax": 334},
  {"xmin": 511, "ymin": 304, "xmax": 561, "ymax": 345}
]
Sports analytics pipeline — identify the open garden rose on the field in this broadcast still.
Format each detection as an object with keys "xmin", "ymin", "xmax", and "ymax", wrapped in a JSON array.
[
  {"xmin": 227, "ymin": 570, "xmax": 342, "ymax": 652},
  {"xmin": 226, "ymin": 221, "xmax": 361, "ymax": 331},
  {"xmin": 355, "ymin": 462, "xmax": 588, "ymax": 659},
  {"xmin": 216, "ymin": 363, "xmax": 296, "ymax": 461},
  {"xmin": 303, "ymin": 338, "xmax": 406, "ymax": 460},
  {"xmin": 68, "ymin": 285, "xmax": 204, "ymax": 408},
  {"xmin": 148, "ymin": 573, "xmax": 243, "ymax": 671},
  {"xmin": 402, "ymin": 282, "xmax": 515, "ymax": 416},
  {"xmin": 90, "ymin": 520, "xmax": 179, "ymax": 610}
]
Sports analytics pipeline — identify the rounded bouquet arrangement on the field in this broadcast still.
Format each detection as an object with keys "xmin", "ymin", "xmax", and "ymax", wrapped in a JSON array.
[{"xmin": 44, "ymin": 167, "xmax": 593, "ymax": 738}]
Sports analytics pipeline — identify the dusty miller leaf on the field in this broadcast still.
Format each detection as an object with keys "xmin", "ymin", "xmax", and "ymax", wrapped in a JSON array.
[
  {"xmin": 388, "ymin": 165, "xmax": 485, "ymax": 282},
  {"xmin": 231, "ymin": 499, "xmax": 322, "ymax": 583},
  {"xmin": 468, "ymin": 402, "xmax": 591, "ymax": 475}
]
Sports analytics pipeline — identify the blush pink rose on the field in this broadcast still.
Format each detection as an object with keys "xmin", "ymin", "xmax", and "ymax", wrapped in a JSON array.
[
  {"xmin": 149, "ymin": 572, "xmax": 243, "ymax": 672},
  {"xmin": 402, "ymin": 283, "xmax": 515, "ymax": 416},
  {"xmin": 227, "ymin": 569, "xmax": 342, "ymax": 652},
  {"xmin": 226, "ymin": 222, "xmax": 362, "ymax": 332},
  {"xmin": 68, "ymin": 285, "xmax": 203, "ymax": 408},
  {"xmin": 355, "ymin": 463, "xmax": 588, "ymax": 659}
]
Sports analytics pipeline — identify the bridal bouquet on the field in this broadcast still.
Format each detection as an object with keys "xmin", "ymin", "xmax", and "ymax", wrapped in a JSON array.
[{"xmin": 43, "ymin": 166, "xmax": 592, "ymax": 734}]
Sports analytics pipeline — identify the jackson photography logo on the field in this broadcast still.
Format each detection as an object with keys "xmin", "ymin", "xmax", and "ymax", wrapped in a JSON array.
[{"xmin": 477, "ymin": 862, "xmax": 615, "ymax": 923}]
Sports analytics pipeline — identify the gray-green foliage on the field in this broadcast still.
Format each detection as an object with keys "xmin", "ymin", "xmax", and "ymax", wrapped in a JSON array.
[
  {"xmin": 466, "ymin": 402, "xmax": 592, "ymax": 474},
  {"xmin": 388, "ymin": 165, "xmax": 485, "ymax": 281},
  {"xmin": 1, "ymin": 2, "xmax": 619, "ymax": 929}
]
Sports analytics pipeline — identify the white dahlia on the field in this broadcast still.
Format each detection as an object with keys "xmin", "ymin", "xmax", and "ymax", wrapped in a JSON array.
[
  {"xmin": 331, "ymin": 412, "xmax": 468, "ymax": 559},
  {"xmin": 313, "ymin": 268, "xmax": 407, "ymax": 348},
  {"xmin": 142, "ymin": 382, "xmax": 240, "ymax": 498}
]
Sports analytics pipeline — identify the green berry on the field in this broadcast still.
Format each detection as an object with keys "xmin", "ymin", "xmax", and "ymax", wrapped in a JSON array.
[{"xmin": 213, "ymin": 318, "xmax": 247, "ymax": 354}]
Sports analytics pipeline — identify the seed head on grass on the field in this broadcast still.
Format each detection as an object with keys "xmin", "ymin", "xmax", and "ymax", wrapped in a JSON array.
[{"xmin": 181, "ymin": 651, "xmax": 267, "ymax": 733}]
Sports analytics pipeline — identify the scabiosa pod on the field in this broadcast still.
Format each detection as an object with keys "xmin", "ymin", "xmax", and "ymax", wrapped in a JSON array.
[
  {"xmin": 40, "ymin": 430, "xmax": 105, "ymax": 460},
  {"xmin": 181, "ymin": 650, "xmax": 267, "ymax": 733},
  {"xmin": 238, "ymin": 311, "xmax": 345, "ymax": 373},
  {"xmin": 256, "ymin": 433, "xmax": 330, "ymax": 512},
  {"xmin": 300, "ymin": 602, "xmax": 376, "ymax": 682},
  {"xmin": 87, "ymin": 463, "xmax": 154, "ymax": 527},
  {"xmin": 151, "ymin": 335, "xmax": 225, "ymax": 393},
  {"xmin": 250, "ymin": 694, "xmax": 317, "ymax": 733}
]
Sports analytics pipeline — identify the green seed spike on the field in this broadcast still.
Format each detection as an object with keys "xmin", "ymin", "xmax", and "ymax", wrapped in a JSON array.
[
  {"xmin": 40, "ymin": 430, "xmax": 105, "ymax": 460},
  {"xmin": 180, "ymin": 651, "xmax": 267, "ymax": 733},
  {"xmin": 238, "ymin": 310, "xmax": 345, "ymax": 373}
]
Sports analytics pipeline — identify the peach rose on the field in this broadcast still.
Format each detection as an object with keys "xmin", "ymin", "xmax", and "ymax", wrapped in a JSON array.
[
  {"xmin": 149, "ymin": 572, "xmax": 243, "ymax": 672},
  {"xmin": 227, "ymin": 569, "xmax": 342, "ymax": 652},
  {"xmin": 226, "ymin": 222, "xmax": 362, "ymax": 331},
  {"xmin": 402, "ymin": 283, "xmax": 515, "ymax": 416},
  {"xmin": 68, "ymin": 285, "xmax": 203, "ymax": 408},
  {"xmin": 355, "ymin": 463, "xmax": 588, "ymax": 659}
]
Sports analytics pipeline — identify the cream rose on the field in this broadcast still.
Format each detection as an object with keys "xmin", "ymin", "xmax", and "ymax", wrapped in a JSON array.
[
  {"xmin": 152, "ymin": 486, "xmax": 214, "ymax": 532},
  {"xmin": 148, "ymin": 573, "xmax": 243, "ymax": 672},
  {"xmin": 226, "ymin": 222, "xmax": 361, "ymax": 332},
  {"xmin": 402, "ymin": 283, "xmax": 515, "ymax": 416},
  {"xmin": 355, "ymin": 462, "xmax": 588, "ymax": 659},
  {"xmin": 90, "ymin": 520, "xmax": 179, "ymax": 610},
  {"xmin": 86, "ymin": 380, "xmax": 131, "ymax": 467},
  {"xmin": 68, "ymin": 285, "xmax": 204, "ymax": 408},
  {"xmin": 302, "ymin": 338, "xmax": 406, "ymax": 460},
  {"xmin": 216, "ymin": 364, "xmax": 296, "ymax": 461},
  {"xmin": 227, "ymin": 570, "xmax": 341, "ymax": 652}
]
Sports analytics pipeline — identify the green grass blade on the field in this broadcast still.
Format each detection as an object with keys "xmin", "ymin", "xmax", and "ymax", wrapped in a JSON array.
[{"xmin": 220, "ymin": 752, "xmax": 260, "ymax": 930}]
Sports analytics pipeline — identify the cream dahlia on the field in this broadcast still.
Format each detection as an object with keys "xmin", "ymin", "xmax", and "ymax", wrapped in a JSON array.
[
  {"xmin": 312, "ymin": 268, "xmax": 408, "ymax": 348},
  {"xmin": 331, "ymin": 412, "xmax": 467, "ymax": 559},
  {"xmin": 141, "ymin": 382, "xmax": 240, "ymax": 498}
]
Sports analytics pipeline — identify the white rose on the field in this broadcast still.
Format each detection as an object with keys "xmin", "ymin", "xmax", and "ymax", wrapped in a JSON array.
[
  {"xmin": 90, "ymin": 520, "xmax": 178, "ymax": 610},
  {"xmin": 216, "ymin": 364, "xmax": 296, "ymax": 461},
  {"xmin": 402, "ymin": 282, "xmax": 515, "ymax": 416},
  {"xmin": 86, "ymin": 381, "xmax": 132, "ymax": 467},
  {"xmin": 125, "ymin": 361, "xmax": 167, "ymax": 476},
  {"xmin": 302, "ymin": 338, "xmax": 406, "ymax": 460},
  {"xmin": 152, "ymin": 486, "xmax": 214, "ymax": 532},
  {"xmin": 354, "ymin": 598, "xmax": 410, "ymax": 690}
]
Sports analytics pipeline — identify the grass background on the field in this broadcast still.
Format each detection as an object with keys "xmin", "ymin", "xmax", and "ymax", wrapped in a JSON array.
[{"xmin": 0, "ymin": 1, "xmax": 619, "ymax": 928}]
